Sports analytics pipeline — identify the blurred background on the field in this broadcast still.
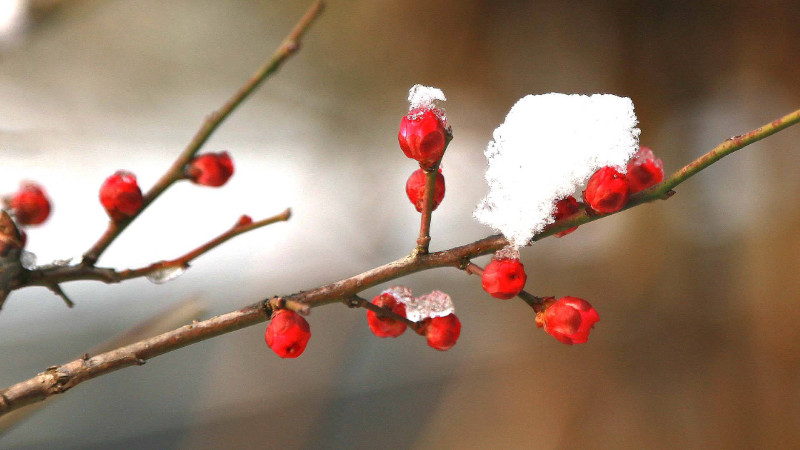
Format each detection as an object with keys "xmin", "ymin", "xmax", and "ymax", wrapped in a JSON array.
[{"xmin": 1, "ymin": 0, "xmax": 800, "ymax": 448}]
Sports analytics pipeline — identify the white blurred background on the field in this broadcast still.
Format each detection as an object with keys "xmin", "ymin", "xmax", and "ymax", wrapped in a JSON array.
[{"xmin": 1, "ymin": 0, "xmax": 800, "ymax": 448}]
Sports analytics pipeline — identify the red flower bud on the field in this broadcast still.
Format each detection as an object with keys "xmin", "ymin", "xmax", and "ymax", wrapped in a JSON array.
[
  {"xmin": 99, "ymin": 171, "xmax": 143, "ymax": 221},
  {"xmin": 536, "ymin": 296, "xmax": 599, "ymax": 345},
  {"xmin": 583, "ymin": 166, "xmax": 630, "ymax": 214},
  {"xmin": 405, "ymin": 168, "xmax": 445, "ymax": 213},
  {"xmin": 186, "ymin": 152, "xmax": 234, "ymax": 187},
  {"xmin": 265, "ymin": 309, "xmax": 311, "ymax": 358},
  {"xmin": 481, "ymin": 258, "xmax": 527, "ymax": 300},
  {"xmin": 8, "ymin": 182, "xmax": 51, "ymax": 226},
  {"xmin": 424, "ymin": 313, "xmax": 461, "ymax": 351},
  {"xmin": 398, "ymin": 108, "xmax": 447, "ymax": 169},
  {"xmin": 367, "ymin": 292, "xmax": 408, "ymax": 338},
  {"xmin": 552, "ymin": 195, "xmax": 580, "ymax": 237},
  {"xmin": 626, "ymin": 146, "xmax": 664, "ymax": 193}
]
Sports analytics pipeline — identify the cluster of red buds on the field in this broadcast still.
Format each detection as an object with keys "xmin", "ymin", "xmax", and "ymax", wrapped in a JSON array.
[
  {"xmin": 552, "ymin": 146, "xmax": 664, "ymax": 238},
  {"xmin": 581, "ymin": 146, "xmax": 664, "ymax": 216},
  {"xmin": 263, "ymin": 88, "xmax": 462, "ymax": 358}
]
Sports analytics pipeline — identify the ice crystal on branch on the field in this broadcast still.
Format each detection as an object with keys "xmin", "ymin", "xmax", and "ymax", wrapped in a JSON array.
[
  {"xmin": 399, "ymin": 289, "xmax": 455, "ymax": 322},
  {"xmin": 474, "ymin": 93, "xmax": 640, "ymax": 247}
]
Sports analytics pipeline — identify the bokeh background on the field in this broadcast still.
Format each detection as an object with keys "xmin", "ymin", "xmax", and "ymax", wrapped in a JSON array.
[{"xmin": 1, "ymin": 0, "xmax": 800, "ymax": 448}]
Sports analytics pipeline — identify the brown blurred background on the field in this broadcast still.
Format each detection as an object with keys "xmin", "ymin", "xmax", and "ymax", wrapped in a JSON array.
[{"xmin": 1, "ymin": 0, "xmax": 800, "ymax": 448}]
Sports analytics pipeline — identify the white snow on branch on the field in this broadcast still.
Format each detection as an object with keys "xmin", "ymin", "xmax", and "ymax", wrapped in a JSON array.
[{"xmin": 474, "ymin": 93, "xmax": 640, "ymax": 247}]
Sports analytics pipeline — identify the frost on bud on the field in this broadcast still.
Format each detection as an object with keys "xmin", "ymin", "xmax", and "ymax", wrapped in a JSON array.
[
  {"xmin": 583, "ymin": 166, "xmax": 630, "ymax": 214},
  {"xmin": 265, "ymin": 309, "xmax": 311, "ymax": 358},
  {"xmin": 187, "ymin": 151, "xmax": 234, "ymax": 187},
  {"xmin": 367, "ymin": 292, "xmax": 407, "ymax": 338},
  {"xmin": 8, "ymin": 182, "xmax": 51, "ymax": 226},
  {"xmin": 626, "ymin": 146, "xmax": 664, "ymax": 193},
  {"xmin": 536, "ymin": 296, "xmax": 599, "ymax": 345},
  {"xmin": 481, "ymin": 256, "xmax": 527, "ymax": 300},
  {"xmin": 405, "ymin": 168, "xmax": 445, "ymax": 213},
  {"xmin": 423, "ymin": 313, "xmax": 461, "ymax": 351},
  {"xmin": 552, "ymin": 196, "xmax": 580, "ymax": 237},
  {"xmin": 399, "ymin": 289, "xmax": 454, "ymax": 322},
  {"xmin": 398, "ymin": 85, "xmax": 449, "ymax": 169},
  {"xmin": 474, "ymin": 93, "xmax": 639, "ymax": 248},
  {"xmin": 99, "ymin": 171, "xmax": 143, "ymax": 221}
]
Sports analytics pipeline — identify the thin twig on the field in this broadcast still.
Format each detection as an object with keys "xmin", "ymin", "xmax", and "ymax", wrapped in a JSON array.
[
  {"xmin": 80, "ymin": 1, "xmax": 325, "ymax": 266},
  {"xmin": 116, "ymin": 209, "xmax": 291, "ymax": 280},
  {"xmin": 414, "ymin": 163, "xmax": 440, "ymax": 255},
  {"xmin": 24, "ymin": 209, "xmax": 291, "ymax": 288}
]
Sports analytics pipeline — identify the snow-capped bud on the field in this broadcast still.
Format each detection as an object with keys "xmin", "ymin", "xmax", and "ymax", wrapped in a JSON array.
[
  {"xmin": 265, "ymin": 309, "xmax": 311, "ymax": 358},
  {"xmin": 367, "ymin": 292, "xmax": 407, "ymax": 338},
  {"xmin": 552, "ymin": 195, "xmax": 580, "ymax": 237},
  {"xmin": 626, "ymin": 146, "xmax": 664, "ymax": 193},
  {"xmin": 100, "ymin": 171, "xmax": 143, "ymax": 221},
  {"xmin": 399, "ymin": 108, "xmax": 447, "ymax": 169},
  {"xmin": 8, "ymin": 182, "xmax": 51, "ymax": 226},
  {"xmin": 481, "ymin": 257, "xmax": 527, "ymax": 300},
  {"xmin": 536, "ymin": 296, "xmax": 599, "ymax": 345},
  {"xmin": 583, "ymin": 166, "xmax": 630, "ymax": 214},
  {"xmin": 405, "ymin": 168, "xmax": 445, "ymax": 213},
  {"xmin": 423, "ymin": 313, "xmax": 461, "ymax": 351},
  {"xmin": 186, "ymin": 151, "xmax": 234, "ymax": 187}
]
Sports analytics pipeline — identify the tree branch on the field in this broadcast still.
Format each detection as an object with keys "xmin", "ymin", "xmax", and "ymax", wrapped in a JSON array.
[
  {"xmin": 2, "ymin": 80, "xmax": 798, "ymax": 420},
  {"xmin": 23, "ymin": 209, "xmax": 291, "ymax": 288},
  {"xmin": 80, "ymin": 0, "xmax": 325, "ymax": 266}
]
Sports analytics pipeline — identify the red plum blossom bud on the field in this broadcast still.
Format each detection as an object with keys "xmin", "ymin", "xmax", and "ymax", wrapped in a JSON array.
[
  {"xmin": 405, "ymin": 168, "xmax": 445, "ymax": 213},
  {"xmin": 398, "ymin": 108, "xmax": 447, "ymax": 169},
  {"xmin": 265, "ymin": 309, "xmax": 311, "ymax": 358},
  {"xmin": 367, "ymin": 292, "xmax": 408, "ymax": 338},
  {"xmin": 626, "ymin": 146, "xmax": 664, "ymax": 193},
  {"xmin": 99, "ymin": 171, "xmax": 143, "ymax": 221},
  {"xmin": 552, "ymin": 195, "xmax": 580, "ymax": 237},
  {"xmin": 583, "ymin": 166, "xmax": 630, "ymax": 214},
  {"xmin": 536, "ymin": 296, "xmax": 599, "ymax": 345},
  {"xmin": 423, "ymin": 313, "xmax": 461, "ymax": 351},
  {"xmin": 8, "ymin": 182, "xmax": 51, "ymax": 226},
  {"xmin": 481, "ymin": 258, "xmax": 527, "ymax": 300},
  {"xmin": 187, "ymin": 152, "xmax": 234, "ymax": 187}
]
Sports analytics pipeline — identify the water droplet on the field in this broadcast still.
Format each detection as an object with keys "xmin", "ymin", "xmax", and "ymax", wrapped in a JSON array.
[
  {"xmin": 399, "ymin": 290, "xmax": 454, "ymax": 322},
  {"xmin": 146, "ymin": 265, "xmax": 187, "ymax": 284},
  {"xmin": 20, "ymin": 251, "xmax": 36, "ymax": 269}
]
